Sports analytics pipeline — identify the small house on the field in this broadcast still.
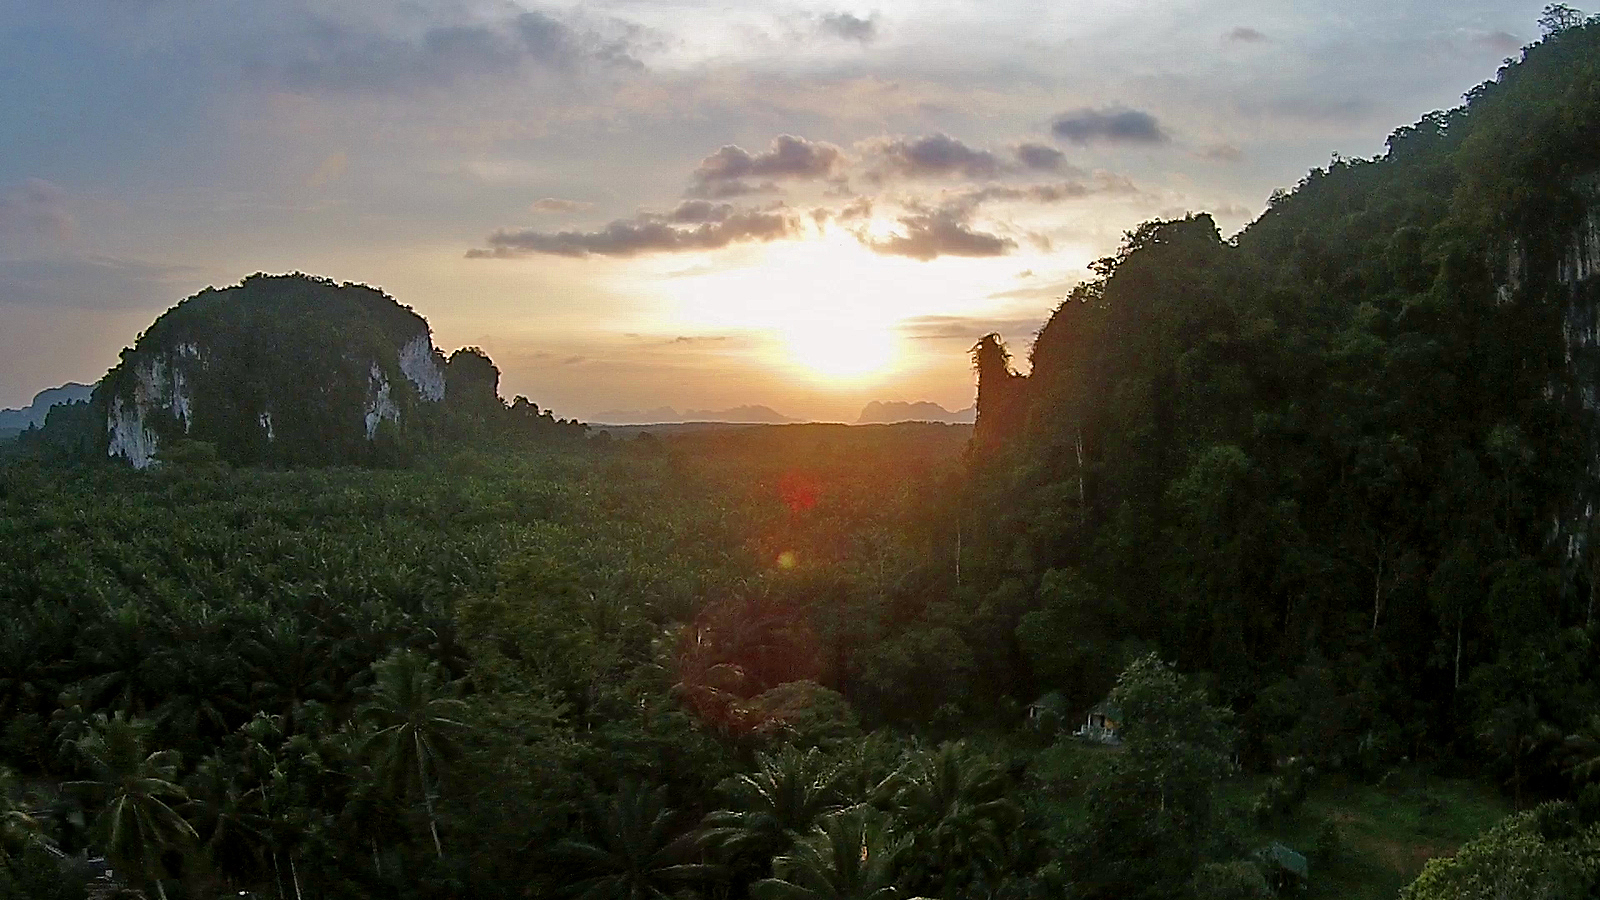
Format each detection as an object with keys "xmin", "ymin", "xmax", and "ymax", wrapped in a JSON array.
[
  {"xmin": 1026, "ymin": 692, "xmax": 1067, "ymax": 732},
  {"xmin": 1075, "ymin": 700, "xmax": 1122, "ymax": 744}
]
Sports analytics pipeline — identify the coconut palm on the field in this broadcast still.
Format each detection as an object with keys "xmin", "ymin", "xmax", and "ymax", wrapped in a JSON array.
[
  {"xmin": 700, "ymin": 745, "xmax": 846, "ymax": 876},
  {"xmin": 65, "ymin": 712, "xmax": 196, "ymax": 900},
  {"xmin": 184, "ymin": 754, "xmax": 268, "ymax": 894},
  {"xmin": 355, "ymin": 649, "xmax": 469, "ymax": 858},
  {"xmin": 551, "ymin": 781, "xmax": 722, "ymax": 900},
  {"xmin": 892, "ymin": 742, "xmax": 1022, "ymax": 898},
  {"xmin": 752, "ymin": 805, "xmax": 910, "ymax": 900}
]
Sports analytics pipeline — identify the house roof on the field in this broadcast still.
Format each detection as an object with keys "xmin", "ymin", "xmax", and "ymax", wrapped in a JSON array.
[
  {"xmin": 1089, "ymin": 700, "xmax": 1122, "ymax": 719},
  {"xmin": 1256, "ymin": 842, "xmax": 1308, "ymax": 878}
]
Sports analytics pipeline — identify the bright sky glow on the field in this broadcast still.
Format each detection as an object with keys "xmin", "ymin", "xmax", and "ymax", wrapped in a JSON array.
[{"xmin": 0, "ymin": 0, "xmax": 1551, "ymax": 421}]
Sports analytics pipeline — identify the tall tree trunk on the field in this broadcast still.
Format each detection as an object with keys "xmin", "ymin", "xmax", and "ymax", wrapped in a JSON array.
[
  {"xmin": 955, "ymin": 516, "xmax": 961, "ymax": 587},
  {"xmin": 1371, "ymin": 553, "xmax": 1384, "ymax": 634},
  {"xmin": 1454, "ymin": 611, "xmax": 1463, "ymax": 691},
  {"xmin": 1075, "ymin": 427, "xmax": 1087, "ymax": 530},
  {"xmin": 290, "ymin": 852, "xmax": 305, "ymax": 900},
  {"xmin": 416, "ymin": 733, "xmax": 444, "ymax": 859}
]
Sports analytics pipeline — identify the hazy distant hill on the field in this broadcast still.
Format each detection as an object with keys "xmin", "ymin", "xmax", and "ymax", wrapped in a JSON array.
[
  {"xmin": 594, "ymin": 404, "xmax": 798, "ymax": 425},
  {"xmin": 856, "ymin": 400, "xmax": 975, "ymax": 424},
  {"xmin": 0, "ymin": 382, "xmax": 95, "ymax": 438}
]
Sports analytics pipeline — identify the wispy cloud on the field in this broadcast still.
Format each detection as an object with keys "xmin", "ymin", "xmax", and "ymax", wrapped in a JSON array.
[{"xmin": 468, "ymin": 206, "xmax": 800, "ymax": 258}]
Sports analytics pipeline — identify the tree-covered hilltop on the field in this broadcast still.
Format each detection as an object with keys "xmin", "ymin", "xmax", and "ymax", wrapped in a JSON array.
[
  {"xmin": 966, "ymin": 13, "xmax": 1600, "ymax": 783},
  {"xmin": 85, "ymin": 273, "xmax": 584, "ymax": 468}
]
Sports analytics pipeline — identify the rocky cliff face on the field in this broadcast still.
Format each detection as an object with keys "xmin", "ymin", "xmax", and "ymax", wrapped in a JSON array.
[
  {"xmin": 1556, "ymin": 186, "xmax": 1600, "ymax": 559},
  {"xmin": 99, "ymin": 274, "xmax": 449, "ymax": 468}
]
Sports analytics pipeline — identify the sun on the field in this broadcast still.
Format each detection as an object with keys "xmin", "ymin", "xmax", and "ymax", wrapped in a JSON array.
[
  {"xmin": 640, "ymin": 226, "xmax": 1031, "ymax": 385},
  {"xmin": 777, "ymin": 316, "xmax": 899, "ymax": 381}
]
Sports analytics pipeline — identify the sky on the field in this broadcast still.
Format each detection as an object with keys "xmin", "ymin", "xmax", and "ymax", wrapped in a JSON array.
[{"xmin": 0, "ymin": 0, "xmax": 1547, "ymax": 421}]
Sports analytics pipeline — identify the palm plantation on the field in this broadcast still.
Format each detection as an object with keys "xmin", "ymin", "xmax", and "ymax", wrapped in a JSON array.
[{"xmin": 65, "ymin": 713, "xmax": 196, "ymax": 900}]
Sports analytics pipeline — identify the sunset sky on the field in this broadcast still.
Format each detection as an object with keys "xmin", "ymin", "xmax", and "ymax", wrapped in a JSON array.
[{"xmin": 0, "ymin": 0, "xmax": 1545, "ymax": 421}]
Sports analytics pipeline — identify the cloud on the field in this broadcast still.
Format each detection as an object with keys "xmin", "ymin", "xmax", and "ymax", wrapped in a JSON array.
[
  {"xmin": 866, "ymin": 133, "xmax": 1003, "ymax": 179},
  {"xmin": 258, "ymin": 9, "xmax": 640, "ymax": 93},
  {"xmin": 690, "ymin": 135, "xmax": 843, "ymax": 191},
  {"xmin": 1224, "ymin": 26, "xmax": 1268, "ymax": 43},
  {"xmin": 468, "ymin": 207, "xmax": 800, "ymax": 258},
  {"xmin": 666, "ymin": 199, "xmax": 735, "ymax": 223},
  {"xmin": 0, "ymin": 179, "xmax": 74, "ymax": 242},
  {"xmin": 953, "ymin": 173, "xmax": 1139, "ymax": 206},
  {"xmin": 1473, "ymin": 30, "xmax": 1523, "ymax": 54},
  {"xmin": 1198, "ymin": 143, "xmax": 1243, "ymax": 162},
  {"xmin": 819, "ymin": 12, "xmax": 877, "ymax": 43},
  {"xmin": 0, "ymin": 255, "xmax": 196, "ymax": 310},
  {"xmin": 1050, "ymin": 107, "xmax": 1168, "ymax": 145},
  {"xmin": 532, "ymin": 197, "xmax": 592, "ymax": 213},
  {"xmin": 859, "ymin": 203, "xmax": 1015, "ymax": 260},
  {"xmin": 690, "ymin": 179, "xmax": 782, "ymax": 199},
  {"xmin": 901, "ymin": 314, "xmax": 1049, "ymax": 342},
  {"xmin": 1014, "ymin": 143, "xmax": 1069, "ymax": 172}
]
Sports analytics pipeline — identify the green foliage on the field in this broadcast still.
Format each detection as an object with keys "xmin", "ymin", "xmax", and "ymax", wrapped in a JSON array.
[
  {"xmin": 752, "ymin": 805, "xmax": 908, "ymax": 900},
  {"xmin": 1399, "ymin": 803, "xmax": 1600, "ymax": 899},
  {"xmin": 550, "ymin": 781, "xmax": 721, "ymax": 900},
  {"xmin": 1070, "ymin": 655, "xmax": 1234, "ymax": 898}
]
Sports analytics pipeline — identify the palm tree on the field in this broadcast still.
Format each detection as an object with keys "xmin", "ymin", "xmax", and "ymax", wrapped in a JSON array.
[
  {"xmin": 892, "ymin": 742, "xmax": 1021, "ymax": 898},
  {"xmin": 551, "ymin": 781, "xmax": 722, "ymax": 900},
  {"xmin": 65, "ymin": 712, "xmax": 197, "ymax": 900},
  {"xmin": 184, "ymin": 754, "xmax": 268, "ymax": 896},
  {"xmin": 700, "ymin": 745, "xmax": 846, "ymax": 874},
  {"xmin": 1560, "ymin": 713, "xmax": 1600, "ymax": 785},
  {"xmin": 752, "ymin": 805, "xmax": 910, "ymax": 900},
  {"xmin": 355, "ymin": 649, "xmax": 469, "ymax": 858}
]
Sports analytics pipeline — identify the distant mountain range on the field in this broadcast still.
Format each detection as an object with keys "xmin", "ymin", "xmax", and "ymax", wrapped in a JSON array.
[
  {"xmin": 592, "ymin": 405, "xmax": 799, "ymax": 425},
  {"xmin": 856, "ymin": 401, "xmax": 975, "ymax": 425},
  {"xmin": 591, "ymin": 401, "xmax": 975, "ymax": 426},
  {"xmin": 0, "ymin": 382, "xmax": 96, "ymax": 437}
]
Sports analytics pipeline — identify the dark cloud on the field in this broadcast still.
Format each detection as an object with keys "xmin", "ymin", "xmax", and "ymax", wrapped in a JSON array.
[
  {"xmin": 867, "ymin": 133, "xmax": 1003, "ymax": 179},
  {"xmin": 859, "ymin": 203, "xmax": 1015, "ymax": 261},
  {"xmin": 667, "ymin": 200, "xmax": 734, "ymax": 223},
  {"xmin": 0, "ymin": 179, "xmax": 74, "ymax": 242},
  {"xmin": 1050, "ymin": 107, "xmax": 1168, "ymax": 145},
  {"xmin": 1224, "ymin": 26, "xmax": 1268, "ymax": 42},
  {"xmin": 468, "ymin": 208, "xmax": 799, "ymax": 258},
  {"xmin": 1014, "ymin": 143, "xmax": 1069, "ymax": 172},
  {"xmin": 691, "ymin": 135, "xmax": 843, "ymax": 190},
  {"xmin": 257, "ymin": 10, "xmax": 639, "ymax": 93},
  {"xmin": 819, "ymin": 12, "xmax": 877, "ymax": 43},
  {"xmin": 531, "ymin": 197, "xmax": 591, "ymax": 213}
]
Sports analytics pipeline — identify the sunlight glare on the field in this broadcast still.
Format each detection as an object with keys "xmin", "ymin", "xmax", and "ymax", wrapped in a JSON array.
[{"xmin": 642, "ymin": 228, "xmax": 1023, "ymax": 385}]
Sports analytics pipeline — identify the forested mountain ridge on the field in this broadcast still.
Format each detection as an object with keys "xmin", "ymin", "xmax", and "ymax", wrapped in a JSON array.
[
  {"xmin": 967, "ymin": 16, "xmax": 1600, "ymax": 774},
  {"xmin": 90, "ymin": 272, "xmax": 582, "ymax": 467},
  {"xmin": 0, "ymin": 382, "xmax": 94, "ymax": 439}
]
